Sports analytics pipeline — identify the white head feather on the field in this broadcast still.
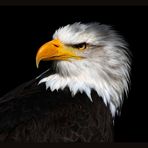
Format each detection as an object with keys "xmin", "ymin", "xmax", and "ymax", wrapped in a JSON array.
[{"xmin": 39, "ymin": 22, "xmax": 131, "ymax": 117}]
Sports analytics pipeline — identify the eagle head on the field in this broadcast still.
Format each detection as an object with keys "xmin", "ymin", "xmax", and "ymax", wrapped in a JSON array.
[{"xmin": 36, "ymin": 22, "xmax": 131, "ymax": 117}]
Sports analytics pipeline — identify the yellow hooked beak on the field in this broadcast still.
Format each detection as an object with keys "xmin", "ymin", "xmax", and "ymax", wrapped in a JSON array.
[{"xmin": 36, "ymin": 39, "xmax": 81, "ymax": 68}]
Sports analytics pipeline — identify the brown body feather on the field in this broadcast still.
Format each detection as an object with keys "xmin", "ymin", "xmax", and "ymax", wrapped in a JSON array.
[{"xmin": 0, "ymin": 70, "xmax": 113, "ymax": 142}]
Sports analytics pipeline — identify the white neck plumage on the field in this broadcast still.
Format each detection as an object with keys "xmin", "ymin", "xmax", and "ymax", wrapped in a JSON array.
[{"xmin": 38, "ymin": 52, "xmax": 130, "ymax": 118}]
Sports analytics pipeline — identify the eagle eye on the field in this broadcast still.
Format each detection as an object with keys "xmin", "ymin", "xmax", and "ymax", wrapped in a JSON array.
[{"xmin": 72, "ymin": 43, "xmax": 87, "ymax": 50}]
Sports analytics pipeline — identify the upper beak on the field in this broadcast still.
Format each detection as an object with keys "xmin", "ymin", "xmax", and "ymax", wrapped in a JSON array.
[{"xmin": 36, "ymin": 39, "xmax": 80, "ymax": 68}]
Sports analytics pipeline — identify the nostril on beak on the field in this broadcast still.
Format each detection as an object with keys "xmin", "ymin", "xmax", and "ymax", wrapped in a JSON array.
[{"xmin": 53, "ymin": 44, "xmax": 59, "ymax": 47}]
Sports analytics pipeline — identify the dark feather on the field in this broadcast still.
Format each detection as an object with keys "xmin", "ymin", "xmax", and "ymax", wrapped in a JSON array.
[{"xmin": 0, "ymin": 70, "xmax": 113, "ymax": 142}]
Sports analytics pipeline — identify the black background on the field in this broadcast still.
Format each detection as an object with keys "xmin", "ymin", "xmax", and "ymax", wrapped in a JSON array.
[{"xmin": 0, "ymin": 6, "xmax": 147, "ymax": 142}]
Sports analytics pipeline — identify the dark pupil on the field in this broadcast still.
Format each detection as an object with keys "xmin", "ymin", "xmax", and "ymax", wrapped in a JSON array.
[{"xmin": 72, "ymin": 43, "xmax": 86, "ymax": 49}]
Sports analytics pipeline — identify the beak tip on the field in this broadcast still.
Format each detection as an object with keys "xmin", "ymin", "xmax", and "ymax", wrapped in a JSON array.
[
  {"xmin": 36, "ymin": 64, "xmax": 39, "ymax": 69},
  {"xmin": 36, "ymin": 59, "xmax": 39, "ymax": 69}
]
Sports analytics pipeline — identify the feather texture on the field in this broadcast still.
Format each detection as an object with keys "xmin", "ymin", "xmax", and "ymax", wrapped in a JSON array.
[
  {"xmin": 40, "ymin": 22, "xmax": 131, "ymax": 117},
  {"xmin": 0, "ymin": 76, "xmax": 113, "ymax": 142}
]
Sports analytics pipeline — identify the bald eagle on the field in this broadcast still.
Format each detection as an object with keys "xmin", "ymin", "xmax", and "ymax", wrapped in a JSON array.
[{"xmin": 0, "ymin": 22, "xmax": 131, "ymax": 142}]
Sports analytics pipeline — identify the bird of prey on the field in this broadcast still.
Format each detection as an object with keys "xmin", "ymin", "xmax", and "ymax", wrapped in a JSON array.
[{"xmin": 0, "ymin": 22, "xmax": 131, "ymax": 142}]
